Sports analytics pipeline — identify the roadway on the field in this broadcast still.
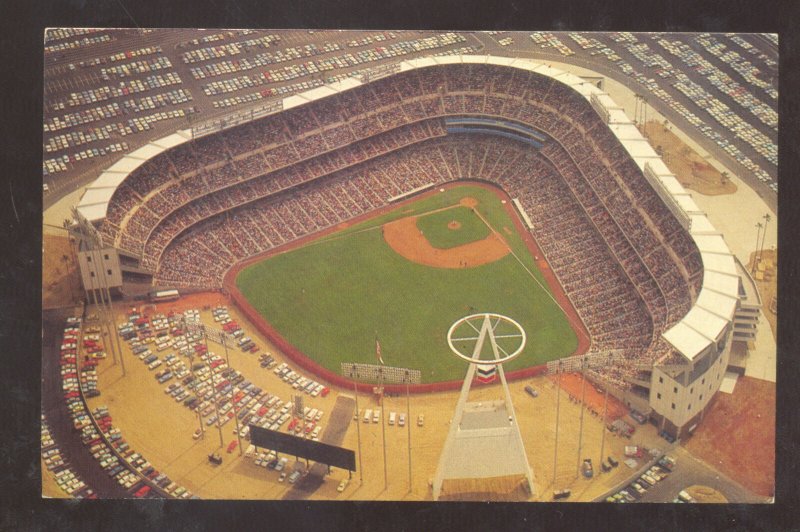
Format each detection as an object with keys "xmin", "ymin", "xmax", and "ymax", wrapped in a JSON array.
[
  {"xmin": 282, "ymin": 395, "xmax": 355, "ymax": 500},
  {"xmin": 41, "ymin": 307, "xmax": 130, "ymax": 498},
  {"xmin": 634, "ymin": 446, "xmax": 764, "ymax": 503}
]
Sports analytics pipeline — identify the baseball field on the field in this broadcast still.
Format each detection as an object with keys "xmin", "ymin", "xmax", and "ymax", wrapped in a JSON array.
[{"xmin": 234, "ymin": 184, "xmax": 581, "ymax": 383}]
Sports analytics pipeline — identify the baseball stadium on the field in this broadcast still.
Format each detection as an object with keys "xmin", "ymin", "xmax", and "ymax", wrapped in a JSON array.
[{"xmin": 42, "ymin": 30, "xmax": 776, "ymax": 502}]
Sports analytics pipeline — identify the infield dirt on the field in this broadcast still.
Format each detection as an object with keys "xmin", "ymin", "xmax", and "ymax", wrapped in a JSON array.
[{"xmin": 383, "ymin": 206, "xmax": 510, "ymax": 269}]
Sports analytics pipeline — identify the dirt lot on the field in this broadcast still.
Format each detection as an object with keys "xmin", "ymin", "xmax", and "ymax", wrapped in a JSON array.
[
  {"xmin": 686, "ymin": 484, "xmax": 728, "ymax": 503},
  {"xmin": 683, "ymin": 377, "xmax": 775, "ymax": 497},
  {"xmin": 84, "ymin": 293, "xmax": 657, "ymax": 501},
  {"xmin": 42, "ymin": 232, "xmax": 81, "ymax": 309},
  {"xmin": 642, "ymin": 120, "xmax": 737, "ymax": 196},
  {"xmin": 549, "ymin": 372, "xmax": 630, "ymax": 422}
]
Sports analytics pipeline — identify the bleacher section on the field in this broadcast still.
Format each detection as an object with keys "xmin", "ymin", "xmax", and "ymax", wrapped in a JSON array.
[{"xmin": 97, "ymin": 62, "xmax": 705, "ymax": 391}]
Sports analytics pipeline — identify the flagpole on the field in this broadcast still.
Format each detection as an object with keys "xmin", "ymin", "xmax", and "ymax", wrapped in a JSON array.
[
  {"xmin": 406, "ymin": 373, "xmax": 412, "ymax": 493},
  {"xmin": 376, "ymin": 335, "xmax": 388, "ymax": 492},
  {"xmin": 381, "ymin": 368, "xmax": 388, "ymax": 492},
  {"xmin": 353, "ymin": 370, "xmax": 363, "ymax": 484}
]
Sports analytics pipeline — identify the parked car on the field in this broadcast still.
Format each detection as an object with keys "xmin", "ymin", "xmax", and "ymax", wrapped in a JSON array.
[
  {"xmin": 337, "ymin": 478, "xmax": 349, "ymax": 492},
  {"xmin": 275, "ymin": 457, "xmax": 288, "ymax": 471},
  {"xmin": 658, "ymin": 455, "xmax": 676, "ymax": 471},
  {"xmin": 524, "ymin": 385, "xmax": 539, "ymax": 398}
]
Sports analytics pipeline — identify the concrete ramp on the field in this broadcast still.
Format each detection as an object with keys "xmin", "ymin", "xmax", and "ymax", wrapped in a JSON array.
[
  {"xmin": 719, "ymin": 371, "xmax": 740, "ymax": 394},
  {"xmin": 282, "ymin": 395, "xmax": 355, "ymax": 500}
]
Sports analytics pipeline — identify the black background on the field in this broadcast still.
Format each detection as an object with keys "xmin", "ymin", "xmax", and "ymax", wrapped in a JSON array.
[{"xmin": 1, "ymin": 0, "xmax": 798, "ymax": 530}]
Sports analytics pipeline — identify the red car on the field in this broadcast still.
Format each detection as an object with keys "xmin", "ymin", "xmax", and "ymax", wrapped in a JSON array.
[
  {"xmin": 320, "ymin": 387, "xmax": 330, "ymax": 397},
  {"xmin": 226, "ymin": 440, "xmax": 238, "ymax": 453}
]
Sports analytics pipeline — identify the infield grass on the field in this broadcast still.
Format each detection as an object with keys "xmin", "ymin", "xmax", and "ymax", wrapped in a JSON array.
[
  {"xmin": 415, "ymin": 206, "xmax": 490, "ymax": 249},
  {"xmin": 235, "ymin": 185, "xmax": 578, "ymax": 383}
]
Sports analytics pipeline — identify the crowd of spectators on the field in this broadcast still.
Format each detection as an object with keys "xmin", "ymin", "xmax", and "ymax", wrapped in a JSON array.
[{"xmin": 100, "ymin": 63, "xmax": 706, "ymax": 388}]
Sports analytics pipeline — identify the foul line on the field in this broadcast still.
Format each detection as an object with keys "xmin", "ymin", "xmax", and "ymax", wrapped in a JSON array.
[
  {"xmin": 267, "ymin": 199, "xmax": 570, "ymax": 324},
  {"xmin": 470, "ymin": 207, "xmax": 571, "ymax": 321}
]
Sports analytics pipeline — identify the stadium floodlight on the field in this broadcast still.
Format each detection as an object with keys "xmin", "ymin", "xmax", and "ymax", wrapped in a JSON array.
[
  {"xmin": 341, "ymin": 363, "xmax": 421, "ymax": 385},
  {"xmin": 184, "ymin": 320, "xmax": 242, "ymax": 455},
  {"xmin": 342, "ymin": 362, "xmax": 421, "ymax": 490},
  {"xmin": 546, "ymin": 351, "xmax": 628, "ymax": 483}
]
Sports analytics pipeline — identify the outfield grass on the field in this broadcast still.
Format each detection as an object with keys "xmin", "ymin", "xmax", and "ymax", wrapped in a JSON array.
[
  {"xmin": 236, "ymin": 185, "xmax": 578, "ymax": 383},
  {"xmin": 415, "ymin": 206, "xmax": 489, "ymax": 249}
]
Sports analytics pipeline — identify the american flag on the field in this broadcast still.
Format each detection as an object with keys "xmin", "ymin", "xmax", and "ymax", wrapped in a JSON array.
[{"xmin": 376, "ymin": 337, "xmax": 384, "ymax": 365}]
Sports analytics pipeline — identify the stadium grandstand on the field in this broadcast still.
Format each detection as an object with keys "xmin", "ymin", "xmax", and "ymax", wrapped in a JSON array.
[{"xmin": 73, "ymin": 56, "xmax": 740, "ymax": 439}]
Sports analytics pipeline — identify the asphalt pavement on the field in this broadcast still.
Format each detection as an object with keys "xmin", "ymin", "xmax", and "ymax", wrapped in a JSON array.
[
  {"xmin": 42, "ymin": 307, "xmax": 130, "ymax": 498},
  {"xmin": 282, "ymin": 394, "xmax": 355, "ymax": 500},
  {"xmin": 601, "ymin": 446, "xmax": 764, "ymax": 504}
]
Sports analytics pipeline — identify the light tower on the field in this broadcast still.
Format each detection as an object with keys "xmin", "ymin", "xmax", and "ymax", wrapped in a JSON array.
[{"xmin": 432, "ymin": 313, "xmax": 535, "ymax": 500}]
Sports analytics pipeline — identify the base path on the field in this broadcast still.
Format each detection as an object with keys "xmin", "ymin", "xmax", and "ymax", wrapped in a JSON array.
[{"xmin": 383, "ymin": 207, "xmax": 510, "ymax": 269}]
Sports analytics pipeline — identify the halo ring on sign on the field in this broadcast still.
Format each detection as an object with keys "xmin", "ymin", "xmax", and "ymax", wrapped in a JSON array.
[{"xmin": 446, "ymin": 313, "xmax": 526, "ymax": 365}]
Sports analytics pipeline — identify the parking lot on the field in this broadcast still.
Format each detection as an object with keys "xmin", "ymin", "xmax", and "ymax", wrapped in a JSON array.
[
  {"xmin": 42, "ymin": 29, "xmax": 484, "ymax": 207},
  {"xmin": 49, "ymin": 290, "xmax": 694, "ymax": 501},
  {"xmin": 473, "ymin": 31, "xmax": 777, "ymax": 204},
  {"xmin": 43, "ymin": 30, "xmax": 777, "ymax": 210}
]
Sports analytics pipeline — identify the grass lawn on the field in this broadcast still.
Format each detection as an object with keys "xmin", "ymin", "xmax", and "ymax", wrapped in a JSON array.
[
  {"xmin": 235, "ymin": 185, "xmax": 578, "ymax": 383},
  {"xmin": 415, "ymin": 206, "xmax": 490, "ymax": 249}
]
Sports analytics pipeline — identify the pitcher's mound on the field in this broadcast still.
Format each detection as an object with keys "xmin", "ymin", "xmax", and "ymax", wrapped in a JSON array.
[{"xmin": 448, "ymin": 221, "xmax": 462, "ymax": 230}]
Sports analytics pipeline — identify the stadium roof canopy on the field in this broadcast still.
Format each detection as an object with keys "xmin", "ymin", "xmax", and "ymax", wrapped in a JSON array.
[
  {"xmin": 76, "ymin": 131, "xmax": 191, "ymax": 223},
  {"xmin": 76, "ymin": 53, "xmax": 738, "ymax": 363}
]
